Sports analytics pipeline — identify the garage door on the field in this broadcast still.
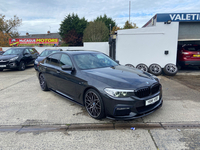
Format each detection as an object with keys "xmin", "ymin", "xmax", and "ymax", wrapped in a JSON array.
[{"xmin": 178, "ymin": 22, "xmax": 200, "ymax": 41}]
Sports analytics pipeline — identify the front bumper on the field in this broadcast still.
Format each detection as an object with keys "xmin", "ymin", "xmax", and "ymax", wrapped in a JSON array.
[
  {"xmin": 102, "ymin": 91, "xmax": 162, "ymax": 120},
  {"xmin": 0, "ymin": 61, "xmax": 19, "ymax": 69},
  {"xmin": 34, "ymin": 63, "xmax": 38, "ymax": 71}
]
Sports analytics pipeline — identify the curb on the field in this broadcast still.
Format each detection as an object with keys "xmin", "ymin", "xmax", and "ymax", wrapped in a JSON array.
[{"xmin": 0, "ymin": 122, "xmax": 200, "ymax": 133}]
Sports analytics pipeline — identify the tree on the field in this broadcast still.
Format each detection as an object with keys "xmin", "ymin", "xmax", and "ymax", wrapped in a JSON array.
[
  {"xmin": 0, "ymin": 14, "xmax": 22, "ymax": 46},
  {"xmin": 59, "ymin": 13, "xmax": 88, "ymax": 46},
  {"xmin": 83, "ymin": 21, "xmax": 109, "ymax": 42},
  {"xmin": 63, "ymin": 29, "xmax": 82, "ymax": 46},
  {"xmin": 111, "ymin": 26, "xmax": 121, "ymax": 35},
  {"xmin": 0, "ymin": 31, "xmax": 10, "ymax": 47},
  {"xmin": 0, "ymin": 14, "xmax": 22, "ymax": 38},
  {"xmin": 94, "ymin": 14, "xmax": 116, "ymax": 32},
  {"xmin": 123, "ymin": 20, "xmax": 138, "ymax": 29}
]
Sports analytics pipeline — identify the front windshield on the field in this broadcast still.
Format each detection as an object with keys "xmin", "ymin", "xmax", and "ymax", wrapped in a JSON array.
[
  {"xmin": 40, "ymin": 50, "xmax": 58, "ymax": 57},
  {"xmin": 3, "ymin": 49, "xmax": 23, "ymax": 55},
  {"xmin": 73, "ymin": 53, "xmax": 118, "ymax": 70}
]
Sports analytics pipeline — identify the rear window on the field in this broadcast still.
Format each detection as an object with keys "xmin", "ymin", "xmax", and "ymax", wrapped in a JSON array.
[{"xmin": 184, "ymin": 46, "xmax": 200, "ymax": 51}]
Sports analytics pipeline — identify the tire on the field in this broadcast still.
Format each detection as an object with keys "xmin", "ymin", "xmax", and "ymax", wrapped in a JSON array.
[
  {"xmin": 163, "ymin": 63, "xmax": 178, "ymax": 76},
  {"xmin": 125, "ymin": 64, "xmax": 135, "ymax": 68},
  {"xmin": 0, "ymin": 68, "xmax": 3, "ymax": 71},
  {"xmin": 148, "ymin": 64, "xmax": 162, "ymax": 76},
  {"xmin": 84, "ymin": 89, "xmax": 105, "ymax": 120},
  {"xmin": 18, "ymin": 61, "xmax": 26, "ymax": 71},
  {"xmin": 39, "ymin": 73, "xmax": 49, "ymax": 91},
  {"xmin": 136, "ymin": 63, "xmax": 148, "ymax": 72}
]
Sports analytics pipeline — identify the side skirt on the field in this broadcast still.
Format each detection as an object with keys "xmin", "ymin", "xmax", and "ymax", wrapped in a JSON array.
[{"xmin": 49, "ymin": 88, "xmax": 84, "ymax": 107}]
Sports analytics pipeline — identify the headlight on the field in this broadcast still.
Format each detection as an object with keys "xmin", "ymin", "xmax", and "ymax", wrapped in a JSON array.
[
  {"xmin": 35, "ymin": 60, "xmax": 38, "ymax": 64},
  {"xmin": 10, "ymin": 56, "xmax": 18, "ymax": 61},
  {"xmin": 104, "ymin": 88, "xmax": 134, "ymax": 98}
]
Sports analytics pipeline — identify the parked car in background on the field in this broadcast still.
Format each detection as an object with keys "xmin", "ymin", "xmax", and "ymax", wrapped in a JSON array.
[
  {"xmin": 177, "ymin": 44, "xmax": 200, "ymax": 69},
  {"xmin": 34, "ymin": 49, "xmax": 62, "ymax": 70},
  {"xmin": 0, "ymin": 47, "xmax": 39, "ymax": 71},
  {"xmin": 0, "ymin": 51, "xmax": 5, "ymax": 55},
  {"xmin": 37, "ymin": 50, "xmax": 162, "ymax": 120}
]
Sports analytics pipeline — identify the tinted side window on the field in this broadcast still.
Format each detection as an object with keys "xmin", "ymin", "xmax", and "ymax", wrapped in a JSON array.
[
  {"xmin": 24, "ymin": 49, "xmax": 30, "ymax": 54},
  {"xmin": 60, "ymin": 54, "xmax": 72, "ymax": 67},
  {"xmin": 45, "ymin": 57, "xmax": 51, "ymax": 64},
  {"xmin": 29, "ymin": 48, "xmax": 38, "ymax": 54},
  {"xmin": 29, "ymin": 48, "xmax": 35, "ymax": 54},
  {"xmin": 33, "ymin": 48, "xmax": 39, "ymax": 54},
  {"xmin": 46, "ymin": 53, "xmax": 61, "ymax": 67}
]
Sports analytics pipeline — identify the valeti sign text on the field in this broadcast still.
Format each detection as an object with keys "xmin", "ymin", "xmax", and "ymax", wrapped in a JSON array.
[{"xmin": 157, "ymin": 13, "xmax": 200, "ymax": 22}]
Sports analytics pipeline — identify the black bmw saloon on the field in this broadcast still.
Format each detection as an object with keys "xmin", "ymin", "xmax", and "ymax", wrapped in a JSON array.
[{"xmin": 37, "ymin": 50, "xmax": 162, "ymax": 120}]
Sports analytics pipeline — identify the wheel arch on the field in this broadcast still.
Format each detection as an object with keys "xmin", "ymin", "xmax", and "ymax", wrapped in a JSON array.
[
  {"xmin": 82, "ymin": 86, "xmax": 104, "ymax": 106},
  {"xmin": 83, "ymin": 86, "xmax": 106, "ymax": 119},
  {"xmin": 19, "ymin": 59, "xmax": 26, "ymax": 64}
]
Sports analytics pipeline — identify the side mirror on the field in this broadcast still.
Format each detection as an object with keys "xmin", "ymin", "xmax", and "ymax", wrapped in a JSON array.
[
  {"xmin": 24, "ymin": 52, "xmax": 29, "ymax": 55},
  {"xmin": 61, "ymin": 65, "xmax": 73, "ymax": 71}
]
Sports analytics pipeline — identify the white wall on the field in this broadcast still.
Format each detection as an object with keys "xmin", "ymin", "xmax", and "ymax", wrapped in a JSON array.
[
  {"xmin": 116, "ymin": 22, "xmax": 179, "ymax": 68},
  {"xmin": 1, "ymin": 47, "xmax": 10, "ymax": 51},
  {"xmin": 1, "ymin": 42, "xmax": 109, "ymax": 55},
  {"xmin": 84, "ymin": 42, "xmax": 109, "ymax": 55}
]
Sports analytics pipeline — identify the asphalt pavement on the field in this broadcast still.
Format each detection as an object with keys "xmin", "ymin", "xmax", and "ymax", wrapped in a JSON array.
[{"xmin": 0, "ymin": 67, "xmax": 200, "ymax": 150}]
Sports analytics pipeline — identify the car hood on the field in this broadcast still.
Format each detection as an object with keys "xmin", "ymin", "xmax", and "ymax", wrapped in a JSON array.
[
  {"xmin": 0, "ymin": 55, "xmax": 18, "ymax": 60},
  {"xmin": 83, "ymin": 65, "xmax": 157, "ymax": 89}
]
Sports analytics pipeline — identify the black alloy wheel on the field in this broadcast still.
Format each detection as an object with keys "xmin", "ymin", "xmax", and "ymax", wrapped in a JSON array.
[
  {"xmin": 18, "ymin": 61, "xmax": 25, "ymax": 71},
  {"xmin": 163, "ymin": 63, "xmax": 178, "ymax": 76},
  {"xmin": 39, "ymin": 74, "xmax": 49, "ymax": 91},
  {"xmin": 84, "ymin": 89, "xmax": 105, "ymax": 119},
  {"xmin": 125, "ymin": 64, "xmax": 135, "ymax": 68},
  {"xmin": 148, "ymin": 64, "xmax": 162, "ymax": 76},
  {"xmin": 136, "ymin": 63, "xmax": 148, "ymax": 72}
]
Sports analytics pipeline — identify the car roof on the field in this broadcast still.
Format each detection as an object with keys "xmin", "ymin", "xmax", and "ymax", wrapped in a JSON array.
[
  {"xmin": 61, "ymin": 50, "xmax": 102, "ymax": 55},
  {"xmin": 8, "ymin": 47, "xmax": 34, "ymax": 49},
  {"xmin": 44, "ymin": 49, "xmax": 62, "ymax": 51}
]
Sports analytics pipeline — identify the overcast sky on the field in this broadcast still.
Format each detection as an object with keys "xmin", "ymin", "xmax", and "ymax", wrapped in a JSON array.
[{"xmin": 1, "ymin": 0, "xmax": 200, "ymax": 35}]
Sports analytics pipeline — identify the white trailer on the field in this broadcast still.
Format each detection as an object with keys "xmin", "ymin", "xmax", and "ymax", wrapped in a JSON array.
[{"xmin": 116, "ymin": 13, "xmax": 200, "ymax": 76}]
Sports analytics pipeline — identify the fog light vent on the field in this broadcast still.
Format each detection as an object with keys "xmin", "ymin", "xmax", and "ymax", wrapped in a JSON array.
[{"xmin": 114, "ymin": 107, "xmax": 131, "ymax": 116}]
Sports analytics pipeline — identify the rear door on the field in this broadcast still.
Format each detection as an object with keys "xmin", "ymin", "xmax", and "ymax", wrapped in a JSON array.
[{"xmin": 43, "ymin": 53, "xmax": 61, "ymax": 90}]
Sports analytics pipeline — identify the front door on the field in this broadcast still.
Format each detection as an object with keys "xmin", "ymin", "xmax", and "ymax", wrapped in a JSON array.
[
  {"xmin": 23, "ymin": 49, "xmax": 32, "ymax": 64},
  {"xmin": 56, "ymin": 54, "xmax": 77, "ymax": 100}
]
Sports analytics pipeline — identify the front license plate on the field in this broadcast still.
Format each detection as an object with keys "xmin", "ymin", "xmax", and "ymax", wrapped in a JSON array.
[
  {"xmin": 193, "ymin": 54, "xmax": 200, "ymax": 57},
  {"xmin": 0, "ymin": 65, "xmax": 6, "ymax": 67},
  {"xmin": 145, "ymin": 95, "xmax": 160, "ymax": 106}
]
